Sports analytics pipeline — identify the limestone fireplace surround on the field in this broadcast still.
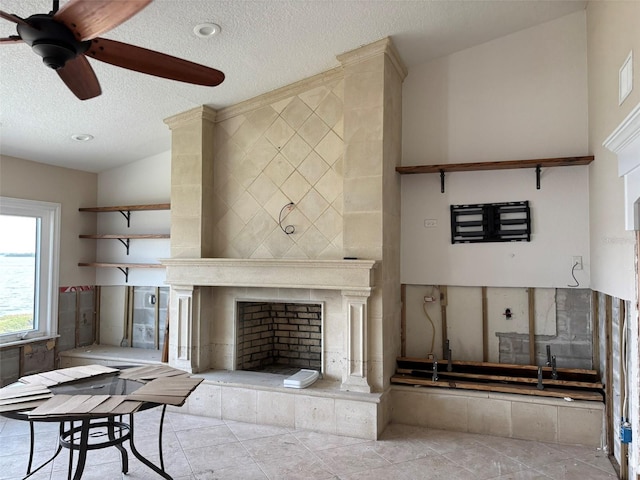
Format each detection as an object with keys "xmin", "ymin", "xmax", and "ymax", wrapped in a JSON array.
[{"xmin": 163, "ymin": 258, "xmax": 377, "ymax": 393}]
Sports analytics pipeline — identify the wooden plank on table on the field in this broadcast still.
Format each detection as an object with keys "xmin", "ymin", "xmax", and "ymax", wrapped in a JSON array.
[
  {"xmin": 0, "ymin": 393, "xmax": 53, "ymax": 405},
  {"xmin": 88, "ymin": 396, "xmax": 127, "ymax": 415},
  {"xmin": 109, "ymin": 400, "xmax": 142, "ymax": 415},
  {"xmin": 0, "ymin": 399, "xmax": 48, "ymax": 413},
  {"xmin": 126, "ymin": 377, "xmax": 203, "ymax": 405},
  {"xmin": 124, "ymin": 394, "xmax": 189, "ymax": 406},
  {"xmin": 391, "ymin": 375, "xmax": 603, "ymax": 401},
  {"xmin": 36, "ymin": 370, "xmax": 78, "ymax": 385},
  {"xmin": 67, "ymin": 395, "xmax": 111, "ymax": 415},
  {"xmin": 20, "ymin": 365, "xmax": 117, "ymax": 386},
  {"xmin": 43, "ymin": 395, "xmax": 94, "ymax": 416},
  {"xmin": 119, "ymin": 365, "xmax": 188, "ymax": 381},
  {"xmin": 28, "ymin": 394, "xmax": 77, "ymax": 417},
  {"xmin": 0, "ymin": 384, "xmax": 51, "ymax": 399},
  {"xmin": 75, "ymin": 365, "xmax": 118, "ymax": 376}
]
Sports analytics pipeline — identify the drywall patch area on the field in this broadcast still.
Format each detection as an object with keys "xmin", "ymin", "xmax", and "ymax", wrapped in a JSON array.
[{"xmin": 498, "ymin": 288, "xmax": 592, "ymax": 368}]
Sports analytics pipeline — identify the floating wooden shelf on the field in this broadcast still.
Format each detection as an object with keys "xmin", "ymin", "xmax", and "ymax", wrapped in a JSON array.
[
  {"xmin": 79, "ymin": 234, "xmax": 169, "ymax": 239},
  {"xmin": 396, "ymin": 156, "xmax": 594, "ymax": 192},
  {"xmin": 79, "ymin": 234, "xmax": 170, "ymax": 255},
  {"xmin": 78, "ymin": 204, "xmax": 170, "ymax": 281},
  {"xmin": 78, "ymin": 203, "xmax": 170, "ymax": 212},
  {"xmin": 78, "ymin": 263, "xmax": 164, "ymax": 268},
  {"xmin": 78, "ymin": 263, "xmax": 165, "ymax": 283}
]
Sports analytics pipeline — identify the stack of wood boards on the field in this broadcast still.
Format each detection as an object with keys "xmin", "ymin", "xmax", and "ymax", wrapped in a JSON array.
[
  {"xmin": 118, "ymin": 365, "xmax": 191, "ymax": 383},
  {"xmin": 28, "ymin": 395, "xmax": 141, "ymax": 418},
  {"xmin": 19, "ymin": 365, "xmax": 117, "ymax": 387},
  {"xmin": 392, "ymin": 356, "xmax": 604, "ymax": 401},
  {"xmin": 0, "ymin": 364, "xmax": 201, "ymax": 418},
  {"xmin": 0, "ymin": 384, "xmax": 53, "ymax": 413},
  {"xmin": 126, "ymin": 376, "xmax": 204, "ymax": 406}
]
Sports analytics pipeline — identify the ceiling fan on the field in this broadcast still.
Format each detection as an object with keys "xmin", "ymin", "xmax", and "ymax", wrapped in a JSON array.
[{"xmin": 0, "ymin": 0, "xmax": 225, "ymax": 100}]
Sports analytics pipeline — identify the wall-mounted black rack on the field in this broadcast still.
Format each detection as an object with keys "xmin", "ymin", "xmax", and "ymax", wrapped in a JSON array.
[{"xmin": 450, "ymin": 201, "xmax": 531, "ymax": 244}]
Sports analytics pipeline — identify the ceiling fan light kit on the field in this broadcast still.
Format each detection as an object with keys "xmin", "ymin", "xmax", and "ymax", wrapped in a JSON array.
[{"xmin": 1, "ymin": 0, "xmax": 225, "ymax": 100}]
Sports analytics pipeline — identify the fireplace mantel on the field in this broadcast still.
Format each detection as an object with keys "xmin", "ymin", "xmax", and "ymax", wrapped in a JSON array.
[
  {"xmin": 162, "ymin": 257, "xmax": 378, "ymax": 392},
  {"xmin": 162, "ymin": 258, "xmax": 377, "ymax": 292}
]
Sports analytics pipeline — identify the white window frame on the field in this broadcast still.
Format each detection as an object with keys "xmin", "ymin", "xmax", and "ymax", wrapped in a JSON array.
[{"xmin": 0, "ymin": 197, "xmax": 60, "ymax": 346}]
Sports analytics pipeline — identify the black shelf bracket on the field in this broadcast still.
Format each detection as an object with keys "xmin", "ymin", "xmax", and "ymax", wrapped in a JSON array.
[
  {"xmin": 535, "ymin": 165, "xmax": 541, "ymax": 190},
  {"xmin": 118, "ymin": 210, "xmax": 131, "ymax": 228},
  {"xmin": 116, "ymin": 267, "xmax": 130, "ymax": 283},
  {"xmin": 440, "ymin": 170, "xmax": 445, "ymax": 193},
  {"xmin": 117, "ymin": 238, "xmax": 131, "ymax": 255}
]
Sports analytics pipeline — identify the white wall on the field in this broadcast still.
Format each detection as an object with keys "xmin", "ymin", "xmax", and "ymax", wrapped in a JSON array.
[
  {"xmin": 586, "ymin": 2, "xmax": 640, "ymax": 476},
  {"xmin": 0, "ymin": 155, "xmax": 97, "ymax": 287},
  {"xmin": 403, "ymin": 11, "xmax": 588, "ymax": 166},
  {"xmin": 401, "ymin": 166, "xmax": 590, "ymax": 287},
  {"xmin": 400, "ymin": 11, "xmax": 590, "ymax": 288},
  {"xmin": 587, "ymin": 2, "xmax": 639, "ymax": 302},
  {"xmin": 96, "ymin": 150, "xmax": 171, "ymax": 286}
]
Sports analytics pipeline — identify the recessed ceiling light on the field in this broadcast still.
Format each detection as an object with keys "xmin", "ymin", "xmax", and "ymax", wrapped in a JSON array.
[
  {"xmin": 193, "ymin": 23, "xmax": 221, "ymax": 38},
  {"xmin": 71, "ymin": 134, "xmax": 94, "ymax": 142}
]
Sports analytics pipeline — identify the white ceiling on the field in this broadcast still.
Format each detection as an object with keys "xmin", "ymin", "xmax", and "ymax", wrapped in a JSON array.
[{"xmin": 0, "ymin": 0, "xmax": 586, "ymax": 173}]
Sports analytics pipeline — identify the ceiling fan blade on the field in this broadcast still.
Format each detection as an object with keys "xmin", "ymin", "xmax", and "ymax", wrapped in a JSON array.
[
  {"xmin": 0, "ymin": 36, "xmax": 23, "ymax": 43},
  {"xmin": 54, "ymin": 0, "xmax": 152, "ymax": 41},
  {"xmin": 56, "ymin": 55, "xmax": 102, "ymax": 100},
  {"xmin": 86, "ymin": 38, "xmax": 225, "ymax": 87},
  {"xmin": 0, "ymin": 10, "xmax": 28, "ymax": 26}
]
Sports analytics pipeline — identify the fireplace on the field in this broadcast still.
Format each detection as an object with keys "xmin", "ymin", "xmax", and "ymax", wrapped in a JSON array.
[
  {"xmin": 163, "ymin": 258, "xmax": 377, "ymax": 392},
  {"xmin": 236, "ymin": 301, "xmax": 322, "ymax": 374}
]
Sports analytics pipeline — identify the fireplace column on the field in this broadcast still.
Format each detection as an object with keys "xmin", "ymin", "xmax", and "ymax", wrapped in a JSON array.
[
  {"xmin": 164, "ymin": 106, "xmax": 217, "ymax": 373},
  {"xmin": 341, "ymin": 289, "xmax": 372, "ymax": 393},
  {"xmin": 169, "ymin": 285, "xmax": 210, "ymax": 373}
]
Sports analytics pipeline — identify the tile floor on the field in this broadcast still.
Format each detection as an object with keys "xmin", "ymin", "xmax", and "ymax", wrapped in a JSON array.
[{"xmin": 0, "ymin": 408, "xmax": 618, "ymax": 480}]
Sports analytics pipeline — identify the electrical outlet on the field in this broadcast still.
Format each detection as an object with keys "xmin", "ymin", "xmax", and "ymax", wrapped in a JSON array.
[
  {"xmin": 572, "ymin": 256, "xmax": 583, "ymax": 270},
  {"xmin": 424, "ymin": 219, "xmax": 437, "ymax": 228}
]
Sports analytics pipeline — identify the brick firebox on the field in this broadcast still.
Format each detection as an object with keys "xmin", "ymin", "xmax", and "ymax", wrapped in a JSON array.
[{"xmin": 236, "ymin": 302, "xmax": 322, "ymax": 372}]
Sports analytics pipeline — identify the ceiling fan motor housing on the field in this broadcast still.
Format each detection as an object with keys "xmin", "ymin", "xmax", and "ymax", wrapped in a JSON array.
[{"xmin": 17, "ymin": 14, "xmax": 90, "ymax": 69}]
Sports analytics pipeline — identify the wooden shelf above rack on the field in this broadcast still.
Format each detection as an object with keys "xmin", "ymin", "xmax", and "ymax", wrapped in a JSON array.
[
  {"xmin": 395, "ymin": 156, "xmax": 594, "ymax": 175},
  {"xmin": 395, "ymin": 156, "xmax": 594, "ymax": 192}
]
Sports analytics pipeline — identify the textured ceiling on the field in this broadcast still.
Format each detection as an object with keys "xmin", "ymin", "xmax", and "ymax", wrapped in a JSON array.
[{"xmin": 0, "ymin": 0, "xmax": 586, "ymax": 173}]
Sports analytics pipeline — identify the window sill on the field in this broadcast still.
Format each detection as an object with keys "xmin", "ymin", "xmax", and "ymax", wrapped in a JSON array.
[{"xmin": 0, "ymin": 335, "xmax": 59, "ymax": 350}]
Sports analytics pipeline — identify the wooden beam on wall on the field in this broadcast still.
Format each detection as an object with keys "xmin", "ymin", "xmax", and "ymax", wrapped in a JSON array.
[
  {"xmin": 401, "ymin": 284, "xmax": 406, "ymax": 357},
  {"xmin": 95, "ymin": 286, "xmax": 101, "ymax": 345},
  {"xmin": 619, "ymin": 298, "xmax": 628, "ymax": 480},
  {"xmin": 528, "ymin": 288, "xmax": 536, "ymax": 364},
  {"xmin": 439, "ymin": 286, "xmax": 448, "ymax": 359},
  {"xmin": 605, "ymin": 294, "xmax": 614, "ymax": 458},
  {"xmin": 591, "ymin": 290, "xmax": 599, "ymax": 374},
  {"xmin": 482, "ymin": 286, "xmax": 488, "ymax": 362}
]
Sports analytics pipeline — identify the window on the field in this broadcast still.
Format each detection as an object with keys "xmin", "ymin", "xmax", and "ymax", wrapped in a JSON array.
[{"xmin": 0, "ymin": 197, "xmax": 60, "ymax": 345}]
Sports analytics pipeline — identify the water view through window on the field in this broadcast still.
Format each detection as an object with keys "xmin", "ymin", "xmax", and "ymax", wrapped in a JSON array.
[{"xmin": 0, "ymin": 214, "xmax": 38, "ymax": 335}]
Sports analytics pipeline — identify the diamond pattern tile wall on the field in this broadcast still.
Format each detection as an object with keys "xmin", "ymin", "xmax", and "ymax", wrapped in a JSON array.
[{"xmin": 214, "ymin": 79, "xmax": 344, "ymax": 259}]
